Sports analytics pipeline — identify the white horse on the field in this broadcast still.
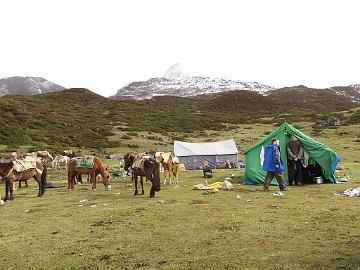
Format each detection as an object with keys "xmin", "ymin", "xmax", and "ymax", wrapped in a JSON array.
[
  {"xmin": 52, "ymin": 155, "xmax": 70, "ymax": 169},
  {"xmin": 26, "ymin": 151, "xmax": 54, "ymax": 162}
]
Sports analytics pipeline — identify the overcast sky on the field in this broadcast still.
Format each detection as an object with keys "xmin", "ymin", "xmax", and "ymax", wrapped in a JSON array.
[{"xmin": 1, "ymin": 0, "xmax": 359, "ymax": 97}]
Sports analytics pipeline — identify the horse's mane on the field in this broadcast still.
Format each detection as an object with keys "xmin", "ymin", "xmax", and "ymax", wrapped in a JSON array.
[
  {"xmin": 94, "ymin": 157, "xmax": 108, "ymax": 175},
  {"xmin": 0, "ymin": 161, "xmax": 14, "ymax": 176}
]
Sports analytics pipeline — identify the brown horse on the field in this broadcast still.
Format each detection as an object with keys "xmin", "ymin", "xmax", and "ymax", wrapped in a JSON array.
[
  {"xmin": 0, "ymin": 161, "xmax": 47, "ymax": 201},
  {"xmin": 155, "ymin": 152, "xmax": 180, "ymax": 185},
  {"xmin": 124, "ymin": 153, "xmax": 161, "ymax": 197},
  {"xmin": 67, "ymin": 156, "xmax": 112, "ymax": 190},
  {"xmin": 63, "ymin": 150, "xmax": 89, "ymax": 184}
]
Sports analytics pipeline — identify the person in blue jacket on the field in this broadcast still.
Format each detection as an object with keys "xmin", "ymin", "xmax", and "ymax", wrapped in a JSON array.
[{"xmin": 262, "ymin": 138, "xmax": 288, "ymax": 191}]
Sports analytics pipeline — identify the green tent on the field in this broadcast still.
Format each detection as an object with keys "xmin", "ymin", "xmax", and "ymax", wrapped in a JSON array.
[{"xmin": 244, "ymin": 122, "xmax": 340, "ymax": 185}]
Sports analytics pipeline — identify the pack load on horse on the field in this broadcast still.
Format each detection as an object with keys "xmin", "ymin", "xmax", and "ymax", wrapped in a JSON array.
[
  {"xmin": 21, "ymin": 151, "xmax": 53, "ymax": 188},
  {"xmin": 0, "ymin": 153, "xmax": 47, "ymax": 201},
  {"xmin": 67, "ymin": 156, "xmax": 112, "ymax": 190},
  {"xmin": 124, "ymin": 152, "xmax": 161, "ymax": 197}
]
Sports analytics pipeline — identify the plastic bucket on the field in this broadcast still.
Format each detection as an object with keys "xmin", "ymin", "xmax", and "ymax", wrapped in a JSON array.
[{"xmin": 315, "ymin": 177, "xmax": 323, "ymax": 184}]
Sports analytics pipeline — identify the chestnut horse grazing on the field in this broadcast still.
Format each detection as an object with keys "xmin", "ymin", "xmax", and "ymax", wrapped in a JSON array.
[
  {"xmin": 0, "ymin": 161, "xmax": 47, "ymax": 201},
  {"xmin": 67, "ymin": 156, "xmax": 112, "ymax": 190}
]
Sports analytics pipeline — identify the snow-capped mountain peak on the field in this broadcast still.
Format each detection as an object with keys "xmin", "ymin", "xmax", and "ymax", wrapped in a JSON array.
[
  {"xmin": 113, "ymin": 63, "xmax": 276, "ymax": 100},
  {"xmin": 163, "ymin": 63, "xmax": 190, "ymax": 80}
]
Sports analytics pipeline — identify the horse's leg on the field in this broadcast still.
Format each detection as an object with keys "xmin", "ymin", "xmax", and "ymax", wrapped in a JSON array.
[
  {"xmin": 35, "ymin": 174, "xmax": 42, "ymax": 197},
  {"xmin": 13, "ymin": 181, "xmax": 17, "ymax": 191},
  {"xmin": 91, "ymin": 172, "xmax": 96, "ymax": 190},
  {"xmin": 70, "ymin": 172, "xmax": 75, "ymax": 189},
  {"xmin": 134, "ymin": 173, "xmax": 138, "ymax": 196},
  {"xmin": 67, "ymin": 170, "xmax": 71, "ymax": 189},
  {"xmin": 150, "ymin": 185, "xmax": 155, "ymax": 197},
  {"xmin": 176, "ymin": 171, "xmax": 179, "ymax": 185},
  {"xmin": 9, "ymin": 179, "xmax": 14, "ymax": 200},
  {"xmin": 25, "ymin": 180, "xmax": 28, "ymax": 188},
  {"xmin": 163, "ymin": 170, "xmax": 167, "ymax": 185},
  {"xmin": 169, "ymin": 169, "xmax": 173, "ymax": 185},
  {"xmin": 140, "ymin": 176, "xmax": 144, "ymax": 195},
  {"xmin": 4, "ymin": 180, "xmax": 10, "ymax": 201}
]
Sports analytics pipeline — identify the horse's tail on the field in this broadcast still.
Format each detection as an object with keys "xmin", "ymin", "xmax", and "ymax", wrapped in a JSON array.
[{"xmin": 41, "ymin": 163, "xmax": 47, "ymax": 195}]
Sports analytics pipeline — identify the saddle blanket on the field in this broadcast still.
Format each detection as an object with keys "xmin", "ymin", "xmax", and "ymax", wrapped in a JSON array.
[
  {"xmin": 132, "ymin": 153, "xmax": 151, "ymax": 170},
  {"xmin": 13, "ymin": 156, "xmax": 38, "ymax": 172},
  {"xmin": 75, "ymin": 156, "xmax": 94, "ymax": 169}
]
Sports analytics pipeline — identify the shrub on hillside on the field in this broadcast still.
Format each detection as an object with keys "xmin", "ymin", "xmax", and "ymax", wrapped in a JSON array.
[{"xmin": 121, "ymin": 135, "xmax": 132, "ymax": 140}]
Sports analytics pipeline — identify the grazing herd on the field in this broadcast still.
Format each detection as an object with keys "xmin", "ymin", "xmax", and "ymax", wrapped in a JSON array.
[{"xmin": 0, "ymin": 149, "xmax": 184, "ymax": 202}]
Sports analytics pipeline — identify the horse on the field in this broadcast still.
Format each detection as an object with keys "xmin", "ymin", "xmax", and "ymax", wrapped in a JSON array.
[
  {"xmin": 62, "ymin": 150, "xmax": 89, "ymax": 183},
  {"xmin": 124, "ymin": 153, "xmax": 161, "ymax": 197},
  {"xmin": 0, "ymin": 160, "xmax": 47, "ymax": 201},
  {"xmin": 18, "ymin": 151, "xmax": 52, "ymax": 188},
  {"xmin": 63, "ymin": 150, "xmax": 78, "ymax": 159},
  {"xmin": 155, "ymin": 152, "xmax": 180, "ymax": 185},
  {"xmin": 26, "ymin": 151, "xmax": 54, "ymax": 162},
  {"xmin": 52, "ymin": 155, "xmax": 70, "ymax": 169},
  {"xmin": 124, "ymin": 153, "xmax": 135, "ymax": 174},
  {"xmin": 67, "ymin": 156, "xmax": 112, "ymax": 190}
]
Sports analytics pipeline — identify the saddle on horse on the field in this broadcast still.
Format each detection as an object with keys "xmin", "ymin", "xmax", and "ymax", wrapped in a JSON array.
[
  {"xmin": 75, "ymin": 156, "xmax": 94, "ymax": 169},
  {"xmin": 132, "ymin": 153, "xmax": 154, "ymax": 171}
]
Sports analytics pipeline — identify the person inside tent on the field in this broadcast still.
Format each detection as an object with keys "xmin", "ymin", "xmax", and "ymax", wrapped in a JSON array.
[
  {"xmin": 262, "ymin": 138, "xmax": 288, "ymax": 192},
  {"xmin": 287, "ymin": 134, "xmax": 304, "ymax": 185}
]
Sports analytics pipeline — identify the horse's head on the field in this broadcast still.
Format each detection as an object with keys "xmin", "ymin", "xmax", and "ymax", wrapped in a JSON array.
[
  {"xmin": 124, "ymin": 153, "xmax": 135, "ymax": 172},
  {"xmin": 37, "ymin": 151, "xmax": 54, "ymax": 161},
  {"xmin": 63, "ymin": 150, "xmax": 77, "ymax": 158},
  {"xmin": 0, "ymin": 161, "xmax": 14, "ymax": 178},
  {"xmin": 154, "ymin": 152, "xmax": 164, "ymax": 163},
  {"xmin": 101, "ymin": 166, "xmax": 112, "ymax": 190}
]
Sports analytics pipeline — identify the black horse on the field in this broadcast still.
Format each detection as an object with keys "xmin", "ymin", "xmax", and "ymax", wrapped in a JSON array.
[{"xmin": 124, "ymin": 153, "xmax": 161, "ymax": 197}]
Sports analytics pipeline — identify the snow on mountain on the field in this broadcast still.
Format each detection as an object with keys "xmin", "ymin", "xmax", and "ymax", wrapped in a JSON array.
[
  {"xmin": 329, "ymin": 85, "xmax": 360, "ymax": 103},
  {"xmin": 0, "ymin": 76, "xmax": 65, "ymax": 96},
  {"xmin": 113, "ymin": 64, "xmax": 276, "ymax": 100}
]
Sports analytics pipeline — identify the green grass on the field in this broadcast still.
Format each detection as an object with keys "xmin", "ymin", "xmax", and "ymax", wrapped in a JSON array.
[{"xmin": 1, "ymin": 167, "xmax": 359, "ymax": 270}]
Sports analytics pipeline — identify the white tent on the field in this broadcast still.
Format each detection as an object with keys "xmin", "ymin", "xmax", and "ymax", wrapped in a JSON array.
[{"xmin": 173, "ymin": 139, "xmax": 238, "ymax": 170}]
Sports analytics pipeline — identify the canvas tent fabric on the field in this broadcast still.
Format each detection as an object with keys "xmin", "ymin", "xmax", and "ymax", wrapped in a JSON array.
[
  {"xmin": 174, "ymin": 139, "xmax": 238, "ymax": 170},
  {"xmin": 244, "ymin": 122, "xmax": 340, "ymax": 185}
]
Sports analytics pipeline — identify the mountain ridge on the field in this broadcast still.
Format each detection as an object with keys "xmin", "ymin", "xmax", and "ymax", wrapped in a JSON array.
[
  {"xmin": 112, "ymin": 64, "xmax": 360, "ymax": 102},
  {"xmin": 0, "ymin": 76, "xmax": 65, "ymax": 96}
]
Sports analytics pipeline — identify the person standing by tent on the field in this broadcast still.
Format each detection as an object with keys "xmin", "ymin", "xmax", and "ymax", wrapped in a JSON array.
[
  {"xmin": 287, "ymin": 135, "xmax": 304, "ymax": 185},
  {"xmin": 262, "ymin": 138, "xmax": 287, "ymax": 191}
]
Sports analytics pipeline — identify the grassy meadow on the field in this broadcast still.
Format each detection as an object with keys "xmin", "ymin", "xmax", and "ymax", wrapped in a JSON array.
[{"xmin": 1, "ymin": 122, "xmax": 360, "ymax": 270}]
